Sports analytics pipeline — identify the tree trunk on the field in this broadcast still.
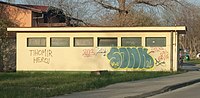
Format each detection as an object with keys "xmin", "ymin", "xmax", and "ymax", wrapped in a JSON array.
[
  {"xmin": 118, "ymin": 0, "xmax": 126, "ymax": 26},
  {"xmin": 0, "ymin": 52, "xmax": 3, "ymax": 71}
]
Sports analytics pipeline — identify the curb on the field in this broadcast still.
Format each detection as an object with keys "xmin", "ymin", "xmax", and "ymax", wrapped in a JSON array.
[{"xmin": 125, "ymin": 78, "xmax": 200, "ymax": 98}]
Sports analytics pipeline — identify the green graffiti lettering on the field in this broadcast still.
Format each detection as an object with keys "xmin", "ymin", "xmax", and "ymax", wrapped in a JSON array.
[
  {"xmin": 107, "ymin": 48, "xmax": 154, "ymax": 69},
  {"xmin": 132, "ymin": 48, "xmax": 140, "ymax": 68},
  {"xmin": 107, "ymin": 48, "xmax": 122, "ymax": 69},
  {"xmin": 119, "ymin": 48, "xmax": 129, "ymax": 68},
  {"xmin": 127, "ymin": 48, "xmax": 134, "ymax": 68}
]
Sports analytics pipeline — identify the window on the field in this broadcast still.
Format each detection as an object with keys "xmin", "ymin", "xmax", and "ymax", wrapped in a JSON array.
[
  {"xmin": 145, "ymin": 37, "xmax": 166, "ymax": 47},
  {"xmin": 50, "ymin": 37, "xmax": 70, "ymax": 47},
  {"xmin": 27, "ymin": 37, "xmax": 46, "ymax": 47},
  {"xmin": 121, "ymin": 37, "xmax": 142, "ymax": 47},
  {"xmin": 98, "ymin": 37, "xmax": 117, "ymax": 47},
  {"xmin": 74, "ymin": 37, "xmax": 93, "ymax": 47}
]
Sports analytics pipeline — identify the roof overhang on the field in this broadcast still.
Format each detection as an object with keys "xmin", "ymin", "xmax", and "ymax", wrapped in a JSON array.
[{"xmin": 7, "ymin": 26, "xmax": 186, "ymax": 34}]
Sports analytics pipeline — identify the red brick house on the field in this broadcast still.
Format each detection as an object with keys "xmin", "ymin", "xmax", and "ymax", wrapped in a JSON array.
[{"xmin": 0, "ymin": 1, "xmax": 67, "ymax": 27}]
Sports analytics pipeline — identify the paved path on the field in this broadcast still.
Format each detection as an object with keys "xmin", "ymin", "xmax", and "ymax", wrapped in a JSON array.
[
  {"xmin": 181, "ymin": 63, "xmax": 200, "ymax": 71},
  {"xmin": 52, "ymin": 71, "xmax": 200, "ymax": 98},
  {"xmin": 148, "ymin": 82, "xmax": 200, "ymax": 98}
]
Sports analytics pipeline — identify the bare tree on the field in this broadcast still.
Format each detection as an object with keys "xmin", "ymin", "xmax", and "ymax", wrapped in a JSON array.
[
  {"xmin": 93, "ymin": 0, "xmax": 184, "ymax": 26},
  {"xmin": 176, "ymin": 4, "xmax": 200, "ymax": 58},
  {"xmin": 0, "ymin": 4, "xmax": 17, "ymax": 71},
  {"xmin": 160, "ymin": 1, "xmax": 200, "ymax": 58},
  {"xmin": 98, "ymin": 9, "xmax": 160, "ymax": 26}
]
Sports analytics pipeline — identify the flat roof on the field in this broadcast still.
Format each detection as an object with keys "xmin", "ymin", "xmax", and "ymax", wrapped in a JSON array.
[{"xmin": 7, "ymin": 26, "xmax": 186, "ymax": 33}]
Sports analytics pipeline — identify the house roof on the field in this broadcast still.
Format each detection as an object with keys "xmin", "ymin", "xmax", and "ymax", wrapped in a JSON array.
[
  {"xmin": 0, "ymin": 1, "xmax": 49, "ymax": 13},
  {"xmin": 7, "ymin": 26, "xmax": 187, "ymax": 34},
  {"xmin": 16, "ymin": 4, "xmax": 49, "ymax": 12}
]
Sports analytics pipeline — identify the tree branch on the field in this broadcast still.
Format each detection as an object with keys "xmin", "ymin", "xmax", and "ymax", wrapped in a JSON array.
[
  {"xmin": 93, "ymin": 0, "xmax": 128, "ymax": 13},
  {"xmin": 135, "ymin": 0, "xmax": 168, "ymax": 7},
  {"xmin": 67, "ymin": 16, "xmax": 90, "ymax": 26},
  {"xmin": 134, "ymin": 0, "xmax": 184, "ymax": 8}
]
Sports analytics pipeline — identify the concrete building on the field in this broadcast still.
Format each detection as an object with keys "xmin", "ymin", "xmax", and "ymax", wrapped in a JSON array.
[{"xmin": 7, "ymin": 26, "xmax": 186, "ymax": 71}]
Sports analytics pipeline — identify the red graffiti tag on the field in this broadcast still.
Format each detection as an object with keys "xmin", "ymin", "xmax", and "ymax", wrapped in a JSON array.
[
  {"xmin": 82, "ymin": 49, "xmax": 95, "ymax": 57},
  {"xmin": 150, "ymin": 47, "xmax": 165, "ymax": 53},
  {"xmin": 158, "ymin": 51, "xmax": 169, "ymax": 61}
]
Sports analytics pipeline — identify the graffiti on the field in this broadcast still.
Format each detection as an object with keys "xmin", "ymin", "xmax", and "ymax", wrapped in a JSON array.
[
  {"xmin": 158, "ymin": 51, "xmax": 169, "ymax": 61},
  {"xmin": 150, "ymin": 47, "xmax": 165, "ymax": 52},
  {"xmin": 155, "ymin": 59, "xmax": 165, "ymax": 66},
  {"xmin": 82, "ymin": 49, "xmax": 95, "ymax": 57},
  {"xmin": 107, "ymin": 47, "xmax": 154, "ymax": 69},
  {"xmin": 82, "ymin": 48, "xmax": 108, "ymax": 57},
  {"xmin": 29, "ymin": 49, "xmax": 53, "ymax": 64},
  {"xmin": 150, "ymin": 47, "xmax": 169, "ymax": 66},
  {"xmin": 96, "ymin": 48, "xmax": 107, "ymax": 56}
]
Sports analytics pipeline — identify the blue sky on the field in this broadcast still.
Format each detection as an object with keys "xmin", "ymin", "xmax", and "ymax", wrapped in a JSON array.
[{"xmin": 188, "ymin": 0, "xmax": 200, "ymax": 5}]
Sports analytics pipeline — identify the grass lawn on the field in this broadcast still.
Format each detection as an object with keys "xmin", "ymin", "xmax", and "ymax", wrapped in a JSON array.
[{"xmin": 0, "ymin": 71, "xmax": 179, "ymax": 98}]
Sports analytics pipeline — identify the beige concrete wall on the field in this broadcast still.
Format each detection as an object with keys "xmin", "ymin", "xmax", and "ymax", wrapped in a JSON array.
[
  {"xmin": 172, "ymin": 32, "xmax": 179, "ymax": 71},
  {"xmin": 16, "ymin": 32, "xmax": 174, "ymax": 71},
  {"xmin": 2, "ymin": 4, "xmax": 32, "ymax": 27}
]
